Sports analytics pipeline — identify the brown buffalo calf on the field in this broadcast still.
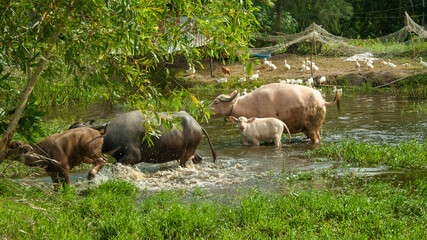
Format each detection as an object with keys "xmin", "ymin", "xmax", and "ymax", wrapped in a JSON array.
[{"xmin": 5, "ymin": 127, "xmax": 107, "ymax": 187}]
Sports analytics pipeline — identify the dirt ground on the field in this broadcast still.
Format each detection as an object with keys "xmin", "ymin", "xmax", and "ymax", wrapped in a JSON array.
[{"xmin": 183, "ymin": 53, "xmax": 426, "ymax": 87}]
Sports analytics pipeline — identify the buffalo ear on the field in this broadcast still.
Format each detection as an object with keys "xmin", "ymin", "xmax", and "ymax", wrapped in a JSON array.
[
  {"xmin": 247, "ymin": 117, "xmax": 256, "ymax": 123},
  {"xmin": 229, "ymin": 116, "xmax": 238, "ymax": 123}
]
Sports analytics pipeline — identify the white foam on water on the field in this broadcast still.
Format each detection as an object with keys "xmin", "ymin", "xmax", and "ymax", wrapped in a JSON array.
[{"xmin": 91, "ymin": 160, "xmax": 258, "ymax": 191}]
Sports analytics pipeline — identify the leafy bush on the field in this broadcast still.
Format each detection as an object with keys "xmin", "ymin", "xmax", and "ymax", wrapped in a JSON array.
[{"xmin": 0, "ymin": 105, "xmax": 46, "ymax": 142}]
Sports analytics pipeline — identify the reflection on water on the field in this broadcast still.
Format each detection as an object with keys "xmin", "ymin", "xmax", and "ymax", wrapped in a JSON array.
[
  {"xmin": 323, "ymin": 92, "xmax": 426, "ymax": 143},
  {"xmin": 32, "ymin": 92, "xmax": 427, "ymax": 191}
]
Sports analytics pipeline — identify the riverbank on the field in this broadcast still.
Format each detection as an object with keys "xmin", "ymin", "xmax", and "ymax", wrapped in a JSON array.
[{"xmin": 175, "ymin": 53, "xmax": 427, "ymax": 90}]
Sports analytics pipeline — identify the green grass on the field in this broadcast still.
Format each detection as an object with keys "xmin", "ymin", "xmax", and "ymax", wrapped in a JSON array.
[
  {"xmin": 315, "ymin": 139, "xmax": 427, "ymax": 169},
  {"xmin": 348, "ymin": 38, "xmax": 427, "ymax": 57},
  {"xmin": 394, "ymin": 73, "xmax": 427, "ymax": 99},
  {"xmin": 401, "ymin": 101, "xmax": 427, "ymax": 115},
  {"xmin": 0, "ymin": 178, "xmax": 426, "ymax": 239}
]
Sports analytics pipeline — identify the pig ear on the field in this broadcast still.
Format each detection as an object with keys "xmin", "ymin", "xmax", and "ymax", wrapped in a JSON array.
[
  {"xmin": 247, "ymin": 117, "xmax": 256, "ymax": 123},
  {"xmin": 229, "ymin": 116, "xmax": 238, "ymax": 123}
]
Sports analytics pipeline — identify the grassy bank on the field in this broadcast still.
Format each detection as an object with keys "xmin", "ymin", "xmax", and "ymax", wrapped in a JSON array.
[
  {"xmin": 315, "ymin": 139, "xmax": 427, "ymax": 169},
  {"xmin": 0, "ymin": 178, "xmax": 426, "ymax": 239}
]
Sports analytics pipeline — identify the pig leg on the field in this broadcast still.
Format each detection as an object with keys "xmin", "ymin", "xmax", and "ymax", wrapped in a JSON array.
[
  {"xmin": 243, "ymin": 136, "xmax": 250, "ymax": 145},
  {"xmin": 252, "ymin": 139, "xmax": 260, "ymax": 146},
  {"xmin": 273, "ymin": 135, "xmax": 282, "ymax": 147}
]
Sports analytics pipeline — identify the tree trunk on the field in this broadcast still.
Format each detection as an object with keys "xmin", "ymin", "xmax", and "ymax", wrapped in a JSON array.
[
  {"xmin": 0, "ymin": 21, "xmax": 65, "ymax": 163},
  {"xmin": 274, "ymin": 0, "xmax": 283, "ymax": 33},
  {"xmin": 423, "ymin": 0, "xmax": 425, "ymax": 26}
]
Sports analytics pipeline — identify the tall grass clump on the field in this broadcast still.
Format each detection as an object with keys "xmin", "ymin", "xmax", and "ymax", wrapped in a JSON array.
[
  {"xmin": 401, "ymin": 101, "xmax": 427, "ymax": 115},
  {"xmin": 316, "ymin": 139, "xmax": 427, "ymax": 169},
  {"xmin": 394, "ymin": 73, "xmax": 427, "ymax": 99}
]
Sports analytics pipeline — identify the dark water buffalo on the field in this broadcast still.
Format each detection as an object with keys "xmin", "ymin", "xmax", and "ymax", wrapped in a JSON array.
[
  {"xmin": 209, "ymin": 83, "xmax": 341, "ymax": 143},
  {"xmin": 73, "ymin": 110, "xmax": 217, "ymax": 166},
  {"xmin": 4, "ymin": 127, "xmax": 106, "ymax": 187}
]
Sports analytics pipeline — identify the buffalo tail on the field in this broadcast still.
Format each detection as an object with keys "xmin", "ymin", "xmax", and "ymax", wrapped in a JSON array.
[
  {"xmin": 201, "ymin": 127, "xmax": 217, "ymax": 162},
  {"xmin": 282, "ymin": 122, "xmax": 292, "ymax": 144},
  {"xmin": 325, "ymin": 90, "xmax": 341, "ymax": 112}
]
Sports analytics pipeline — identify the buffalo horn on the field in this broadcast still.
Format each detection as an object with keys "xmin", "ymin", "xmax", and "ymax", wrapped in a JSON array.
[{"xmin": 220, "ymin": 90, "xmax": 238, "ymax": 102}]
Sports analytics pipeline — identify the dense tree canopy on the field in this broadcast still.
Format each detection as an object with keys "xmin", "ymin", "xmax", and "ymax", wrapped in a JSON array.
[
  {"xmin": 253, "ymin": 0, "xmax": 425, "ymax": 38},
  {"xmin": 343, "ymin": 0, "xmax": 426, "ymax": 38},
  {"xmin": 253, "ymin": 0, "xmax": 353, "ymax": 34},
  {"xmin": 0, "ymin": 0, "xmax": 258, "ymax": 160}
]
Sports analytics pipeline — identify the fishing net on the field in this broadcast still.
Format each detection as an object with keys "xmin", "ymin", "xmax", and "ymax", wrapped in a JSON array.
[
  {"xmin": 251, "ymin": 12, "xmax": 427, "ymax": 58},
  {"xmin": 375, "ymin": 12, "xmax": 427, "ymax": 42}
]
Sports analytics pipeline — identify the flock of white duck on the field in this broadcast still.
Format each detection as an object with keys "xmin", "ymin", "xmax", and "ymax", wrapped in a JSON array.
[{"xmin": 185, "ymin": 56, "xmax": 427, "ymax": 85}]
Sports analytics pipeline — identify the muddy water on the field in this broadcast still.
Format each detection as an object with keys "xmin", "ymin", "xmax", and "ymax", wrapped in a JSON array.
[{"xmin": 33, "ymin": 91, "xmax": 427, "ymax": 192}]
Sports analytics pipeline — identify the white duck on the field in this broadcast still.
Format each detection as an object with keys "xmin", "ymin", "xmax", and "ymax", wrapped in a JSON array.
[
  {"xmin": 263, "ymin": 58, "xmax": 272, "ymax": 66},
  {"xmin": 238, "ymin": 74, "xmax": 246, "ymax": 83},
  {"xmin": 278, "ymin": 79, "xmax": 287, "ymax": 84},
  {"xmin": 241, "ymin": 88, "xmax": 248, "ymax": 96},
  {"xmin": 217, "ymin": 77, "xmax": 227, "ymax": 84},
  {"xmin": 333, "ymin": 86, "xmax": 343, "ymax": 94},
  {"xmin": 380, "ymin": 59, "xmax": 388, "ymax": 67},
  {"xmin": 186, "ymin": 64, "xmax": 195, "ymax": 76},
  {"xmin": 312, "ymin": 63, "xmax": 319, "ymax": 72},
  {"xmin": 268, "ymin": 62, "xmax": 277, "ymax": 70},
  {"xmin": 387, "ymin": 59, "xmax": 396, "ymax": 69},
  {"xmin": 306, "ymin": 77, "xmax": 314, "ymax": 87},
  {"xmin": 301, "ymin": 61, "xmax": 310, "ymax": 73},
  {"xmin": 249, "ymin": 70, "xmax": 260, "ymax": 81},
  {"xmin": 295, "ymin": 79, "xmax": 303, "ymax": 85},
  {"xmin": 284, "ymin": 60, "xmax": 291, "ymax": 71},
  {"xmin": 420, "ymin": 57, "xmax": 427, "ymax": 68},
  {"xmin": 319, "ymin": 76, "xmax": 326, "ymax": 85},
  {"xmin": 355, "ymin": 59, "xmax": 361, "ymax": 71},
  {"xmin": 402, "ymin": 62, "xmax": 410, "ymax": 69},
  {"xmin": 365, "ymin": 59, "xmax": 374, "ymax": 70}
]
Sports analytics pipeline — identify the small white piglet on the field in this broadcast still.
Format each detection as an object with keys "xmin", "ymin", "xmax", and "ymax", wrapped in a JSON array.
[{"xmin": 229, "ymin": 116, "xmax": 292, "ymax": 147}]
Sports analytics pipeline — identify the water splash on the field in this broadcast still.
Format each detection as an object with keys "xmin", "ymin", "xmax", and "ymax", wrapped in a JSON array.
[{"xmin": 91, "ymin": 161, "xmax": 253, "ymax": 191}]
